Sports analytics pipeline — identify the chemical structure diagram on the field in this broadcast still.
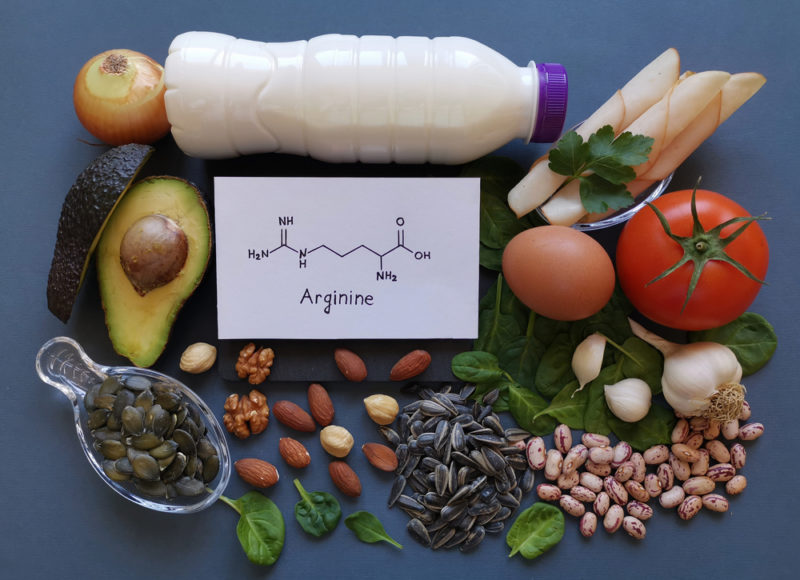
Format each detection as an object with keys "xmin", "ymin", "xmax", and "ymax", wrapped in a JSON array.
[{"xmin": 246, "ymin": 216, "xmax": 431, "ymax": 282}]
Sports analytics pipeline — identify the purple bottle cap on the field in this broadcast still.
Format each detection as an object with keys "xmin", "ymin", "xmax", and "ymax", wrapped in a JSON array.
[{"xmin": 531, "ymin": 62, "xmax": 568, "ymax": 143}]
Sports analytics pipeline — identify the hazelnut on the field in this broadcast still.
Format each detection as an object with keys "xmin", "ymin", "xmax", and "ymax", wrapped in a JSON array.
[
  {"xmin": 363, "ymin": 394, "xmax": 399, "ymax": 425},
  {"xmin": 179, "ymin": 342, "xmax": 217, "ymax": 374},
  {"xmin": 320, "ymin": 425, "xmax": 354, "ymax": 458}
]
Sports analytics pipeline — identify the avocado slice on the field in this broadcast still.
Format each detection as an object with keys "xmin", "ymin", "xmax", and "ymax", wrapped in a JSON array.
[
  {"xmin": 47, "ymin": 143, "xmax": 154, "ymax": 322},
  {"xmin": 96, "ymin": 176, "xmax": 211, "ymax": 367}
]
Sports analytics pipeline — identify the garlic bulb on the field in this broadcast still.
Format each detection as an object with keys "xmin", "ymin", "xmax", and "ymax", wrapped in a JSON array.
[
  {"xmin": 604, "ymin": 378, "xmax": 652, "ymax": 422},
  {"xmin": 572, "ymin": 333, "xmax": 607, "ymax": 392},
  {"xmin": 629, "ymin": 319, "xmax": 744, "ymax": 421}
]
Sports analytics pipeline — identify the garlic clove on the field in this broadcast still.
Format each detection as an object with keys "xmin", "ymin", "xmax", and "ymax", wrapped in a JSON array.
[
  {"xmin": 572, "ymin": 333, "xmax": 607, "ymax": 392},
  {"xmin": 604, "ymin": 378, "xmax": 652, "ymax": 423}
]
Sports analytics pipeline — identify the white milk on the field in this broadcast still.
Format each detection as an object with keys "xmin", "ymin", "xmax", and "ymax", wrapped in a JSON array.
[{"xmin": 165, "ymin": 32, "xmax": 567, "ymax": 164}]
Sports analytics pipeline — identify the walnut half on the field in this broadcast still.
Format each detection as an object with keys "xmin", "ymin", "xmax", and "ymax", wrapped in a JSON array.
[
  {"xmin": 235, "ymin": 343, "xmax": 275, "ymax": 385},
  {"xmin": 223, "ymin": 389, "xmax": 270, "ymax": 439}
]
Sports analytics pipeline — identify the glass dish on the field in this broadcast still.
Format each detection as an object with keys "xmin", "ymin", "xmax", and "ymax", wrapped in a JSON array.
[{"xmin": 35, "ymin": 336, "xmax": 231, "ymax": 514}]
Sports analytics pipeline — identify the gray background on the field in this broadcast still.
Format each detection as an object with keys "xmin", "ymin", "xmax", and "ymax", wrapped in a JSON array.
[{"xmin": 1, "ymin": 0, "xmax": 798, "ymax": 578}]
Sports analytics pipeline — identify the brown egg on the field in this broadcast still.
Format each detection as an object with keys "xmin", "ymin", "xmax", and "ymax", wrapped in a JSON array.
[{"xmin": 502, "ymin": 225, "xmax": 615, "ymax": 320}]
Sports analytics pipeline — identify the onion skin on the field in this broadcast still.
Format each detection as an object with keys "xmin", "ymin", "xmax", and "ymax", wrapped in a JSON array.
[{"xmin": 73, "ymin": 49, "xmax": 170, "ymax": 145}]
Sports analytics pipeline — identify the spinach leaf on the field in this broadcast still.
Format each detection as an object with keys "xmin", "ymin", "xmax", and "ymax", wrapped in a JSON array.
[
  {"xmin": 688, "ymin": 312, "xmax": 777, "ymax": 376},
  {"xmin": 293, "ymin": 478, "xmax": 341, "ymax": 537},
  {"xmin": 506, "ymin": 502, "xmax": 565, "ymax": 559},
  {"xmin": 219, "ymin": 492, "xmax": 285, "ymax": 566},
  {"xmin": 583, "ymin": 379, "xmax": 611, "ymax": 435},
  {"xmin": 480, "ymin": 193, "xmax": 525, "ymax": 249},
  {"xmin": 451, "ymin": 351, "xmax": 509, "ymax": 384},
  {"xmin": 498, "ymin": 312, "xmax": 542, "ymax": 386},
  {"xmin": 344, "ymin": 511, "xmax": 403, "ymax": 549},
  {"xmin": 617, "ymin": 337, "xmax": 664, "ymax": 394},
  {"xmin": 461, "ymin": 156, "xmax": 529, "ymax": 269},
  {"xmin": 569, "ymin": 288, "xmax": 635, "ymax": 345},
  {"xmin": 508, "ymin": 384, "xmax": 557, "ymax": 435},
  {"xmin": 534, "ymin": 333, "xmax": 576, "ymax": 398},
  {"xmin": 534, "ymin": 379, "xmax": 587, "ymax": 429},
  {"xmin": 479, "ymin": 243, "xmax": 504, "ymax": 271},
  {"xmin": 476, "ymin": 275, "xmax": 529, "ymax": 355},
  {"xmin": 607, "ymin": 403, "xmax": 676, "ymax": 451}
]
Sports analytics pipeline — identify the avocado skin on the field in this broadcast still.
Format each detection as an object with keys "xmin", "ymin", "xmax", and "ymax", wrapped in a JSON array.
[
  {"xmin": 97, "ymin": 176, "xmax": 211, "ymax": 367},
  {"xmin": 47, "ymin": 144, "xmax": 154, "ymax": 322}
]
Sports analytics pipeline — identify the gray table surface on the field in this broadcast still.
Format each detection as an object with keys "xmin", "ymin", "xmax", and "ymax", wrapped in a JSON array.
[{"xmin": 2, "ymin": 0, "xmax": 798, "ymax": 578}]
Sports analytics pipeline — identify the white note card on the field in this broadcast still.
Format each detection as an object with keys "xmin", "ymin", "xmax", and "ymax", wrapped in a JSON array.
[{"xmin": 214, "ymin": 177, "xmax": 480, "ymax": 340}]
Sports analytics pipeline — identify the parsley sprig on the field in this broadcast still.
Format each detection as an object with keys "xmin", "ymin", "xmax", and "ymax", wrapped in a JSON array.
[{"xmin": 548, "ymin": 125, "xmax": 654, "ymax": 214}]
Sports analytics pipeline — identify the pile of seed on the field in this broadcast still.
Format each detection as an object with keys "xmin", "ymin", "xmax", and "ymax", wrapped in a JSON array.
[
  {"xmin": 379, "ymin": 384, "xmax": 534, "ymax": 552},
  {"xmin": 528, "ymin": 402, "xmax": 763, "ymax": 540},
  {"xmin": 86, "ymin": 374, "xmax": 221, "ymax": 498}
]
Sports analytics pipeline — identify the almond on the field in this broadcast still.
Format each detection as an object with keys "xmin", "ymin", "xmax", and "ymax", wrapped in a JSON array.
[
  {"xmin": 328, "ymin": 461, "xmax": 362, "ymax": 497},
  {"xmin": 334, "ymin": 348, "xmax": 367, "ymax": 382},
  {"xmin": 307, "ymin": 383, "xmax": 335, "ymax": 426},
  {"xmin": 279, "ymin": 437, "xmax": 311, "ymax": 468},
  {"xmin": 361, "ymin": 442, "xmax": 398, "ymax": 472},
  {"xmin": 272, "ymin": 400, "xmax": 316, "ymax": 432},
  {"xmin": 389, "ymin": 349, "xmax": 431, "ymax": 381},
  {"xmin": 234, "ymin": 458, "xmax": 279, "ymax": 488}
]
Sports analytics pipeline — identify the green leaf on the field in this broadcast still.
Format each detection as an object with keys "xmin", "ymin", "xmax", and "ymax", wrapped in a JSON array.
[
  {"xmin": 688, "ymin": 312, "xmax": 778, "ymax": 376},
  {"xmin": 618, "ymin": 337, "xmax": 664, "ymax": 394},
  {"xmin": 548, "ymin": 131, "xmax": 589, "ymax": 176},
  {"xmin": 583, "ymin": 379, "xmax": 612, "ymax": 435},
  {"xmin": 608, "ymin": 404, "xmax": 676, "ymax": 451},
  {"xmin": 606, "ymin": 131, "xmax": 655, "ymax": 166},
  {"xmin": 533, "ymin": 379, "xmax": 587, "ymax": 429},
  {"xmin": 451, "ymin": 351, "xmax": 508, "ymax": 384},
  {"xmin": 579, "ymin": 174, "xmax": 634, "ymax": 213},
  {"xmin": 506, "ymin": 503, "xmax": 565, "ymax": 559},
  {"xmin": 587, "ymin": 126, "xmax": 636, "ymax": 184},
  {"xmin": 344, "ymin": 511, "xmax": 403, "ymax": 549},
  {"xmin": 220, "ymin": 492, "xmax": 285, "ymax": 566},
  {"xmin": 547, "ymin": 124, "xmax": 653, "ymax": 214},
  {"xmin": 293, "ymin": 479, "xmax": 341, "ymax": 538},
  {"xmin": 498, "ymin": 312, "xmax": 542, "ymax": 386},
  {"xmin": 479, "ymin": 243, "xmax": 504, "ymax": 271},
  {"xmin": 475, "ymin": 275, "xmax": 528, "ymax": 355},
  {"xmin": 480, "ymin": 193, "xmax": 526, "ymax": 249},
  {"xmin": 508, "ymin": 383, "xmax": 557, "ymax": 435},
  {"xmin": 587, "ymin": 127, "xmax": 653, "ymax": 171},
  {"xmin": 534, "ymin": 333, "xmax": 575, "ymax": 398}
]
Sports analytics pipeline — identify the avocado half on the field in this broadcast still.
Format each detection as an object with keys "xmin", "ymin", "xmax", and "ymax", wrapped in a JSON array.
[
  {"xmin": 96, "ymin": 176, "xmax": 211, "ymax": 367},
  {"xmin": 47, "ymin": 143, "xmax": 154, "ymax": 322}
]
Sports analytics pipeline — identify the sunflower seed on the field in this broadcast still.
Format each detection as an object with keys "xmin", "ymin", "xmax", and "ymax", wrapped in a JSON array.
[
  {"xmin": 407, "ymin": 518, "xmax": 431, "ymax": 547},
  {"xmin": 431, "ymin": 527, "xmax": 456, "ymax": 550},
  {"xmin": 460, "ymin": 525, "xmax": 486, "ymax": 552},
  {"xmin": 388, "ymin": 476, "xmax": 406, "ymax": 507}
]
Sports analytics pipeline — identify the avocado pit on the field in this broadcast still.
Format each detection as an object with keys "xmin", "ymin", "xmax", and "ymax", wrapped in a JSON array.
[{"xmin": 120, "ymin": 214, "xmax": 188, "ymax": 296}]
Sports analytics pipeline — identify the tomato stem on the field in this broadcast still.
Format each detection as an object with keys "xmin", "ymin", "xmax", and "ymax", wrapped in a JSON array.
[{"xmin": 644, "ymin": 183, "xmax": 769, "ymax": 312}]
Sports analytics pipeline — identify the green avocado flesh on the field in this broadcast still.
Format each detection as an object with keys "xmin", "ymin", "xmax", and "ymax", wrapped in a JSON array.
[
  {"xmin": 96, "ymin": 176, "xmax": 211, "ymax": 367},
  {"xmin": 47, "ymin": 144, "xmax": 154, "ymax": 322}
]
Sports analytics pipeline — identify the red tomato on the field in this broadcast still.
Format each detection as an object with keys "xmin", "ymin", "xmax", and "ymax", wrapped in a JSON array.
[{"xmin": 616, "ymin": 189, "xmax": 768, "ymax": 330}]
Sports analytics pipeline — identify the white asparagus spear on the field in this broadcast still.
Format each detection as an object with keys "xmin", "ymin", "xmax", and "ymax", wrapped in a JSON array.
[
  {"xmin": 576, "ymin": 72, "xmax": 766, "ymax": 223},
  {"xmin": 507, "ymin": 48, "xmax": 680, "ymax": 218},
  {"xmin": 540, "ymin": 70, "xmax": 731, "ymax": 225}
]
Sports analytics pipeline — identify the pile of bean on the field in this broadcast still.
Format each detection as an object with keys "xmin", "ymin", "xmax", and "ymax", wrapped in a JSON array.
[
  {"xmin": 379, "ymin": 384, "xmax": 534, "ymax": 552},
  {"xmin": 527, "ymin": 401, "xmax": 763, "ymax": 540}
]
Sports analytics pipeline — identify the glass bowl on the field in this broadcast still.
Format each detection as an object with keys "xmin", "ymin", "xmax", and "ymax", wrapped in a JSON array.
[{"xmin": 35, "ymin": 336, "xmax": 231, "ymax": 514}]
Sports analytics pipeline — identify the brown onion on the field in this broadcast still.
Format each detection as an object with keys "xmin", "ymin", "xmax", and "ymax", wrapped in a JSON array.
[{"xmin": 73, "ymin": 49, "xmax": 170, "ymax": 145}]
